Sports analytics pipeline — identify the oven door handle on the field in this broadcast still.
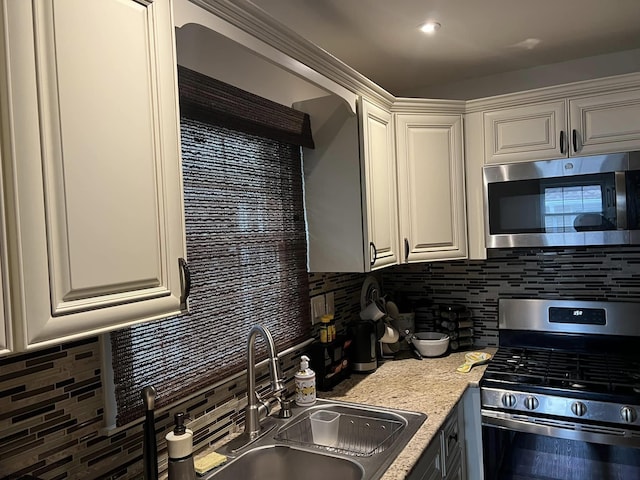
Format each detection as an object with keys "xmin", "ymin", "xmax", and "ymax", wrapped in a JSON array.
[{"xmin": 481, "ymin": 409, "xmax": 640, "ymax": 448}]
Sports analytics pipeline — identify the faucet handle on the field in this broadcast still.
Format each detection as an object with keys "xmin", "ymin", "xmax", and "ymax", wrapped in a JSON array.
[{"xmin": 279, "ymin": 399, "xmax": 292, "ymax": 419}]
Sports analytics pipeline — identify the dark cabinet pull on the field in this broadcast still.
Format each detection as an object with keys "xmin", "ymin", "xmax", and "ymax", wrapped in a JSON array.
[
  {"xmin": 404, "ymin": 238, "xmax": 409, "ymax": 262},
  {"xmin": 178, "ymin": 257, "xmax": 191, "ymax": 308},
  {"xmin": 560, "ymin": 130, "xmax": 565, "ymax": 154},
  {"xmin": 572, "ymin": 129, "xmax": 578, "ymax": 153},
  {"xmin": 369, "ymin": 242, "xmax": 377, "ymax": 266}
]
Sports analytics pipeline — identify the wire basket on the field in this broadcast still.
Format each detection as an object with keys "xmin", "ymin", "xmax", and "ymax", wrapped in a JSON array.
[{"xmin": 274, "ymin": 411, "xmax": 404, "ymax": 457}]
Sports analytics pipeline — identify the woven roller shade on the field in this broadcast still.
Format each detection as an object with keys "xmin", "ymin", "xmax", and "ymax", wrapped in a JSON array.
[
  {"xmin": 178, "ymin": 65, "xmax": 314, "ymax": 149},
  {"xmin": 110, "ymin": 68, "xmax": 312, "ymax": 426}
]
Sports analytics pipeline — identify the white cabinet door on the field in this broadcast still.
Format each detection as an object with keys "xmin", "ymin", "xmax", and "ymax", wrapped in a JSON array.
[
  {"xmin": 569, "ymin": 89, "xmax": 640, "ymax": 156},
  {"xmin": 360, "ymin": 99, "xmax": 399, "ymax": 270},
  {"xmin": 297, "ymin": 96, "xmax": 367, "ymax": 272},
  {"xmin": 0, "ymin": 146, "xmax": 9, "ymax": 355},
  {"xmin": 396, "ymin": 114, "xmax": 467, "ymax": 262},
  {"xmin": 0, "ymin": 284, "xmax": 8, "ymax": 355},
  {"xmin": 484, "ymin": 101, "xmax": 567, "ymax": 164},
  {"xmin": 0, "ymin": 192, "xmax": 9, "ymax": 355},
  {"xmin": 1, "ymin": 0, "xmax": 186, "ymax": 351}
]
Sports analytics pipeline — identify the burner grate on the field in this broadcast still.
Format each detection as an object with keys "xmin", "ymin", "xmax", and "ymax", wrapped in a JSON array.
[{"xmin": 483, "ymin": 346, "xmax": 640, "ymax": 396}]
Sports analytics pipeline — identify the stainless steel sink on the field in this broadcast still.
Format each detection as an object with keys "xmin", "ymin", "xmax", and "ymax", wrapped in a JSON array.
[
  {"xmin": 204, "ymin": 399, "xmax": 427, "ymax": 480},
  {"xmin": 207, "ymin": 445, "xmax": 364, "ymax": 480}
]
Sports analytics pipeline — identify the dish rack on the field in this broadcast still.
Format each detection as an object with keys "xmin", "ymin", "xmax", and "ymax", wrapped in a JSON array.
[{"xmin": 274, "ymin": 411, "xmax": 404, "ymax": 457}]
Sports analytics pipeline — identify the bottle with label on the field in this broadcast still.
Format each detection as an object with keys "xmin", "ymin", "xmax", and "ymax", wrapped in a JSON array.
[
  {"xmin": 166, "ymin": 412, "xmax": 195, "ymax": 480},
  {"xmin": 294, "ymin": 355, "xmax": 316, "ymax": 406},
  {"xmin": 319, "ymin": 315, "xmax": 331, "ymax": 343},
  {"xmin": 324, "ymin": 314, "xmax": 336, "ymax": 342}
]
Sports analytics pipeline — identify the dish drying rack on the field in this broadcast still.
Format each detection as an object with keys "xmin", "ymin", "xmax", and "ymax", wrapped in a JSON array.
[{"xmin": 274, "ymin": 411, "xmax": 404, "ymax": 457}]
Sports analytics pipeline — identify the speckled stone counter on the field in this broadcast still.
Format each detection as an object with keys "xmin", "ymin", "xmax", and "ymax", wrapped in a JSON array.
[{"xmin": 319, "ymin": 348, "xmax": 495, "ymax": 480}]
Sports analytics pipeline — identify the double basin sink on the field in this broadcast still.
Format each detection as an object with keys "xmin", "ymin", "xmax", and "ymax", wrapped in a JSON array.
[{"xmin": 203, "ymin": 399, "xmax": 427, "ymax": 480}]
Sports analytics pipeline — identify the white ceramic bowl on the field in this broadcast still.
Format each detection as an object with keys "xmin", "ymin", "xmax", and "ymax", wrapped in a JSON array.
[{"xmin": 412, "ymin": 332, "xmax": 449, "ymax": 357}]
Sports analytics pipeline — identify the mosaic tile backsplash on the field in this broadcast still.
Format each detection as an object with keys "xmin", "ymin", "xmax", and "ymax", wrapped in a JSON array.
[
  {"xmin": 382, "ymin": 246, "xmax": 640, "ymax": 347},
  {"xmin": 0, "ymin": 272, "xmax": 365, "ymax": 480}
]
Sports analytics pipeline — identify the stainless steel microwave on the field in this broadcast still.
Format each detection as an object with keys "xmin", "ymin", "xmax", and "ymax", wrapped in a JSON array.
[{"xmin": 483, "ymin": 152, "xmax": 640, "ymax": 248}]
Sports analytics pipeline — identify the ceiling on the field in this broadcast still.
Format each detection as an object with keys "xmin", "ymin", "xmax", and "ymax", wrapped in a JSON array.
[{"xmin": 249, "ymin": 0, "xmax": 640, "ymax": 97}]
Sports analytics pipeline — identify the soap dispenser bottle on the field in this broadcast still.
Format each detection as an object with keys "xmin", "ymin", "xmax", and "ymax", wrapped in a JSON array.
[
  {"xmin": 294, "ymin": 355, "xmax": 316, "ymax": 406},
  {"xmin": 166, "ymin": 412, "xmax": 195, "ymax": 480}
]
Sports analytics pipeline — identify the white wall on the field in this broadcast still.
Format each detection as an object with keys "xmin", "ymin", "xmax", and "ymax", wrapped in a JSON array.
[
  {"xmin": 175, "ymin": 23, "xmax": 329, "ymax": 108},
  {"xmin": 405, "ymin": 48, "xmax": 640, "ymax": 100}
]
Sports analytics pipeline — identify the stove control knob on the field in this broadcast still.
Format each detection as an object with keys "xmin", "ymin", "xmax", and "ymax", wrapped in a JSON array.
[
  {"xmin": 501, "ymin": 393, "xmax": 517, "ymax": 408},
  {"xmin": 524, "ymin": 396, "xmax": 539, "ymax": 411},
  {"xmin": 621, "ymin": 406, "xmax": 637, "ymax": 423},
  {"xmin": 571, "ymin": 401, "xmax": 587, "ymax": 417}
]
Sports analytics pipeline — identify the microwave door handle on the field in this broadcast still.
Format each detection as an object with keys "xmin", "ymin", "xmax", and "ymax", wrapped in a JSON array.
[{"xmin": 615, "ymin": 172, "xmax": 627, "ymax": 229}]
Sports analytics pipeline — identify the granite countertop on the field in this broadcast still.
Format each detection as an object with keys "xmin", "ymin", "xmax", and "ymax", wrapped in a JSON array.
[{"xmin": 319, "ymin": 347, "xmax": 495, "ymax": 480}]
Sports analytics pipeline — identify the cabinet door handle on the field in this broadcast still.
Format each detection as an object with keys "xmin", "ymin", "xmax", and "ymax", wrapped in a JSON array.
[
  {"xmin": 572, "ymin": 129, "xmax": 578, "ymax": 153},
  {"xmin": 404, "ymin": 238, "xmax": 409, "ymax": 262},
  {"xmin": 179, "ymin": 257, "xmax": 191, "ymax": 308},
  {"xmin": 559, "ymin": 130, "xmax": 565, "ymax": 154},
  {"xmin": 369, "ymin": 242, "xmax": 377, "ymax": 266}
]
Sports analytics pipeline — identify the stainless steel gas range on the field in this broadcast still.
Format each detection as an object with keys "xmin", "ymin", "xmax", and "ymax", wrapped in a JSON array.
[{"xmin": 480, "ymin": 298, "xmax": 640, "ymax": 480}]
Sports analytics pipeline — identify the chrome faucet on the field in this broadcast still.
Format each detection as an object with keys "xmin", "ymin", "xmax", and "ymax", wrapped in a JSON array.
[{"xmin": 243, "ymin": 324, "xmax": 286, "ymax": 439}]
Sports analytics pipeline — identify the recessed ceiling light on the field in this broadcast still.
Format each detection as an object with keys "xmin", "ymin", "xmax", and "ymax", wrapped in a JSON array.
[{"xmin": 420, "ymin": 21, "xmax": 441, "ymax": 34}]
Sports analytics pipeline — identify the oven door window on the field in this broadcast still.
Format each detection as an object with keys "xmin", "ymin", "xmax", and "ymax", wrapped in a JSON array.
[
  {"xmin": 487, "ymin": 172, "xmax": 618, "ymax": 234},
  {"xmin": 482, "ymin": 426, "xmax": 640, "ymax": 480}
]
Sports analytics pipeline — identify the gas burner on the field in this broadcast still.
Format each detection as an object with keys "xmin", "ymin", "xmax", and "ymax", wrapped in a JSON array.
[
  {"xmin": 506, "ymin": 359, "xmax": 526, "ymax": 366},
  {"xmin": 505, "ymin": 360, "xmax": 532, "ymax": 374},
  {"xmin": 559, "ymin": 367, "xmax": 594, "ymax": 390},
  {"xmin": 567, "ymin": 381, "xmax": 587, "ymax": 389}
]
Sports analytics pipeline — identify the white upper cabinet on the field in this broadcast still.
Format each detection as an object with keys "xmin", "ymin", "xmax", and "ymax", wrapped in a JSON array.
[
  {"xmin": 569, "ymin": 89, "xmax": 640, "ymax": 156},
  {"xmin": 466, "ymin": 75, "xmax": 640, "ymax": 259},
  {"xmin": 484, "ymin": 88, "xmax": 640, "ymax": 164},
  {"xmin": 359, "ymin": 99, "xmax": 400, "ymax": 270},
  {"xmin": 299, "ymin": 96, "xmax": 398, "ymax": 272},
  {"xmin": 0, "ymin": 0, "xmax": 187, "ymax": 351},
  {"xmin": 396, "ymin": 114, "xmax": 467, "ymax": 262},
  {"xmin": 484, "ymin": 101, "xmax": 566, "ymax": 164},
  {"xmin": 300, "ymin": 95, "xmax": 468, "ymax": 272}
]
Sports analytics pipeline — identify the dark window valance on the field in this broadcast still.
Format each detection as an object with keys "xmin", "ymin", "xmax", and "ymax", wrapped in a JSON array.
[{"xmin": 177, "ymin": 65, "xmax": 314, "ymax": 149}]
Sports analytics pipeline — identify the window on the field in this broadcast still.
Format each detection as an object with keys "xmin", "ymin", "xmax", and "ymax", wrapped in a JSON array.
[{"xmin": 108, "ymin": 67, "xmax": 313, "ymax": 426}]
